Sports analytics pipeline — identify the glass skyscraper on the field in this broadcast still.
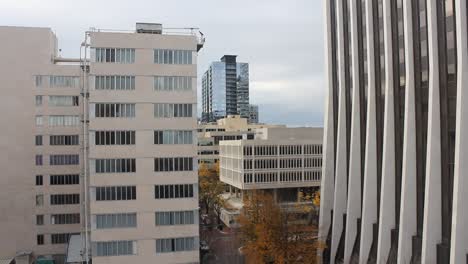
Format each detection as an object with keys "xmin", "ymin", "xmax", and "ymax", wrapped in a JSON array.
[{"xmin": 202, "ymin": 55, "xmax": 249, "ymax": 122}]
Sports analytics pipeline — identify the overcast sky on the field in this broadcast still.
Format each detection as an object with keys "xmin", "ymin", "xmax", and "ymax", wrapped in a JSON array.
[{"xmin": 1, "ymin": 0, "xmax": 325, "ymax": 126}]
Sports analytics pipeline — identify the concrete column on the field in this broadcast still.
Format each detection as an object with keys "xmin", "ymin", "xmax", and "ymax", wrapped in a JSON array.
[
  {"xmin": 397, "ymin": 0, "xmax": 418, "ymax": 262},
  {"xmin": 377, "ymin": 0, "xmax": 397, "ymax": 262},
  {"xmin": 451, "ymin": 1, "xmax": 468, "ymax": 262},
  {"xmin": 421, "ymin": 0, "xmax": 443, "ymax": 262},
  {"xmin": 360, "ymin": 0, "xmax": 378, "ymax": 262},
  {"xmin": 318, "ymin": 0, "xmax": 338, "ymax": 260},
  {"xmin": 330, "ymin": 0, "xmax": 349, "ymax": 261},
  {"xmin": 344, "ymin": 0, "xmax": 362, "ymax": 262}
]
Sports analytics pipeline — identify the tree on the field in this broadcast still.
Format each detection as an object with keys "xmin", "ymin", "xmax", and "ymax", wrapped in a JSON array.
[
  {"xmin": 238, "ymin": 190, "xmax": 323, "ymax": 264},
  {"xmin": 199, "ymin": 161, "xmax": 225, "ymax": 226}
]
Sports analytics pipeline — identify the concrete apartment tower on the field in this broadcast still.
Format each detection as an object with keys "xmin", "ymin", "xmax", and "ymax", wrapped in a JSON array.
[
  {"xmin": 0, "ymin": 23, "xmax": 204, "ymax": 264},
  {"xmin": 318, "ymin": 0, "xmax": 468, "ymax": 263}
]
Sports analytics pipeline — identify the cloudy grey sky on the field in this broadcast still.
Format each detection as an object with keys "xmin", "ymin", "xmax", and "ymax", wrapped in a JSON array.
[{"xmin": 1, "ymin": 0, "xmax": 325, "ymax": 126}]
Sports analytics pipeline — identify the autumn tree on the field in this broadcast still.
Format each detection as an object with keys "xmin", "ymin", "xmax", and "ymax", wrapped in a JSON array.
[
  {"xmin": 199, "ymin": 161, "xmax": 225, "ymax": 226},
  {"xmin": 238, "ymin": 190, "xmax": 322, "ymax": 264}
]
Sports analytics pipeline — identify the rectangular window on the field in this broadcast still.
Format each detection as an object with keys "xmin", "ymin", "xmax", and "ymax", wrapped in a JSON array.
[
  {"xmin": 35, "ymin": 95, "xmax": 43, "ymax": 106},
  {"xmin": 154, "ymin": 49, "xmax": 193, "ymax": 64},
  {"xmin": 51, "ymin": 233, "xmax": 77, "ymax": 244},
  {"xmin": 36, "ymin": 215, "xmax": 44, "ymax": 225},
  {"xmin": 35, "ymin": 135, "xmax": 43, "ymax": 146},
  {"xmin": 95, "ymin": 186, "xmax": 136, "ymax": 201},
  {"xmin": 95, "ymin": 213, "xmax": 137, "ymax": 229},
  {"xmin": 50, "ymin": 135, "xmax": 79, "ymax": 145},
  {"xmin": 49, "ymin": 96, "xmax": 79, "ymax": 106},
  {"xmin": 35, "ymin": 76, "xmax": 43, "ymax": 87},
  {"xmin": 48, "ymin": 115, "xmax": 80, "ymax": 127},
  {"xmin": 51, "ymin": 214, "xmax": 80, "ymax": 225},
  {"xmin": 156, "ymin": 237, "xmax": 198, "ymax": 253},
  {"xmin": 154, "ymin": 76, "xmax": 193, "ymax": 91},
  {"xmin": 154, "ymin": 103, "xmax": 193, "ymax": 118},
  {"xmin": 154, "ymin": 184, "xmax": 194, "ymax": 199},
  {"xmin": 95, "ymin": 103, "xmax": 135, "ymax": 118},
  {"xmin": 50, "ymin": 174, "xmax": 80, "ymax": 185},
  {"xmin": 50, "ymin": 194, "xmax": 80, "ymax": 205},
  {"xmin": 95, "ymin": 76, "xmax": 135, "ymax": 90},
  {"xmin": 36, "ymin": 116, "xmax": 43, "ymax": 126},
  {"xmin": 155, "ymin": 210, "xmax": 196, "ymax": 226},
  {"xmin": 154, "ymin": 130, "xmax": 192, "ymax": 144},
  {"xmin": 49, "ymin": 154, "xmax": 79, "ymax": 165},
  {"xmin": 95, "ymin": 131, "xmax": 135, "ymax": 145},
  {"xmin": 154, "ymin": 157, "xmax": 194, "ymax": 172},
  {"xmin": 36, "ymin": 194, "xmax": 44, "ymax": 206},
  {"xmin": 95, "ymin": 241, "xmax": 136, "ymax": 256},
  {"xmin": 35, "ymin": 155, "xmax": 43, "ymax": 166},
  {"xmin": 49, "ymin": 76, "xmax": 80, "ymax": 88},
  {"xmin": 95, "ymin": 48, "xmax": 135, "ymax": 64},
  {"xmin": 37, "ymin": 235, "xmax": 44, "ymax": 245},
  {"xmin": 95, "ymin": 159, "xmax": 136, "ymax": 173},
  {"xmin": 36, "ymin": 175, "xmax": 43, "ymax": 186}
]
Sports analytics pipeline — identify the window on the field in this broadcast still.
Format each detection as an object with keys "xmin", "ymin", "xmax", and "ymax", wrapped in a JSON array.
[
  {"xmin": 154, "ymin": 184, "xmax": 194, "ymax": 199},
  {"xmin": 96, "ymin": 213, "xmax": 137, "ymax": 229},
  {"xmin": 51, "ymin": 214, "xmax": 80, "ymax": 225},
  {"xmin": 154, "ymin": 157, "xmax": 194, "ymax": 172},
  {"xmin": 36, "ymin": 155, "xmax": 43, "ymax": 166},
  {"xmin": 49, "ymin": 96, "xmax": 79, "ymax": 106},
  {"xmin": 95, "ymin": 76, "xmax": 135, "ymax": 90},
  {"xmin": 36, "ymin": 194, "xmax": 44, "ymax": 206},
  {"xmin": 36, "ymin": 175, "xmax": 43, "ymax": 186},
  {"xmin": 95, "ymin": 241, "xmax": 136, "ymax": 256},
  {"xmin": 95, "ymin": 131, "xmax": 135, "ymax": 145},
  {"xmin": 49, "ymin": 76, "xmax": 80, "ymax": 88},
  {"xmin": 37, "ymin": 235, "xmax": 44, "ymax": 245},
  {"xmin": 49, "ymin": 115, "xmax": 80, "ymax": 127},
  {"xmin": 154, "ymin": 49, "xmax": 193, "ymax": 64},
  {"xmin": 49, "ymin": 154, "xmax": 79, "ymax": 165},
  {"xmin": 154, "ymin": 76, "xmax": 193, "ymax": 91},
  {"xmin": 50, "ymin": 174, "xmax": 80, "ymax": 185},
  {"xmin": 51, "ymin": 233, "xmax": 77, "ymax": 244},
  {"xmin": 35, "ymin": 95, "xmax": 43, "ymax": 106},
  {"xmin": 95, "ymin": 103, "xmax": 135, "ymax": 118},
  {"xmin": 156, "ymin": 237, "xmax": 198, "ymax": 253},
  {"xmin": 95, "ymin": 159, "xmax": 136, "ymax": 173},
  {"xmin": 35, "ymin": 135, "xmax": 43, "ymax": 146},
  {"xmin": 155, "ymin": 210, "xmax": 196, "ymax": 226},
  {"xmin": 95, "ymin": 48, "xmax": 135, "ymax": 64},
  {"xmin": 154, "ymin": 103, "xmax": 193, "ymax": 118},
  {"xmin": 36, "ymin": 116, "xmax": 43, "ymax": 126},
  {"xmin": 95, "ymin": 186, "xmax": 136, "ymax": 201},
  {"xmin": 35, "ymin": 76, "xmax": 43, "ymax": 87},
  {"xmin": 154, "ymin": 130, "xmax": 193, "ymax": 144},
  {"xmin": 50, "ymin": 135, "xmax": 79, "ymax": 145},
  {"xmin": 50, "ymin": 194, "xmax": 80, "ymax": 205},
  {"xmin": 36, "ymin": 215, "xmax": 44, "ymax": 226}
]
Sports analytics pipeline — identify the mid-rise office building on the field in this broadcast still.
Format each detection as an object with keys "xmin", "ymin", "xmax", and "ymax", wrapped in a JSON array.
[
  {"xmin": 248, "ymin": 104, "xmax": 259, "ymax": 124},
  {"xmin": 319, "ymin": 1, "xmax": 468, "ymax": 263},
  {"xmin": 0, "ymin": 23, "xmax": 204, "ymax": 264},
  {"xmin": 219, "ymin": 127, "xmax": 323, "ymax": 227},
  {"xmin": 201, "ymin": 55, "xmax": 249, "ymax": 122}
]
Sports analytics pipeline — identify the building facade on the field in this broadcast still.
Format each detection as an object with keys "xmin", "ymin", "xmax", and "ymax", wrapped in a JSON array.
[
  {"xmin": 248, "ymin": 104, "xmax": 259, "ymax": 124},
  {"xmin": 318, "ymin": 0, "xmax": 468, "ymax": 263},
  {"xmin": 201, "ymin": 55, "xmax": 249, "ymax": 122},
  {"xmin": 0, "ymin": 23, "xmax": 204, "ymax": 264},
  {"xmin": 219, "ymin": 127, "xmax": 323, "ymax": 227}
]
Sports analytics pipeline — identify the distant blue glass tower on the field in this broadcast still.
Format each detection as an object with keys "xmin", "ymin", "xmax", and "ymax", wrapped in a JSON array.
[{"xmin": 202, "ymin": 55, "xmax": 249, "ymax": 122}]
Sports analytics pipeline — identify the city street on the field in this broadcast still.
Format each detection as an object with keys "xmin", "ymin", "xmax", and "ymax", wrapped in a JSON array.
[{"xmin": 200, "ymin": 226, "xmax": 245, "ymax": 264}]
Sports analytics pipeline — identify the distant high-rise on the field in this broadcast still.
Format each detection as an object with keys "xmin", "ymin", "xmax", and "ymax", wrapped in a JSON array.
[
  {"xmin": 202, "ymin": 55, "xmax": 249, "ymax": 122},
  {"xmin": 318, "ymin": 1, "xmax": 468, "ymax": 264},
  {"xmin": 248, "ymin": 104, "xmax": 259, "ymax": 124}
]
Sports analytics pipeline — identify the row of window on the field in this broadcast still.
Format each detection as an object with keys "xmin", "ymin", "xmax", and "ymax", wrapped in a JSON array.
[
  {"xmin": 50, "ymin": 194, "xmax": 80, "ymax": 205},
  {"xmin": 94, "ymin": 241, "xmax": 136, "ymax": 256},
  {"xmin": 154, "ymin": 103, "xmax": 193, "ymax": 118},
  {"xmin": 95, "ymin": 131, "xmax": 135, "ymax": 145},
  {"xmin": 36, "ymin": 115, "xmax": 81, "ymax": 127},
  {"xmin": 50, "ymin": 174, "xmax": 80, "ymax": 185},
  {"xmin": 36, "ymin": 135, "xmax": 79, "ymax": 146},
  {"xmin": 95, "ymin": 75, "xmax": 135, "ymax": 90},
  {"xmin": 243, "ymin": 145, "xmax": 324, "ymax": 156},
  {"xmin": 156, "ymin": 237, "xmax": 197, "ymax": 253},
  {"xmin": 94, "ymin": 103, "xmax": 135, "ymax": 118},
  {"xmin": 279, "ymin": 159, "xmax": 302, "ymax": 169},
  {"xmin": 51, "ymin": 233, "xmax": 78, "ymax": 244},
  {"xmin": 95, "ymin": 158, "xmax": 136, "ymax": 173},
  {"xmin": 95, "ymin": 186, "xmax": 137, "ymax": 201},
  {"xmin": 154, "ymin": 49, "xmax": 193, "ymax": 65},
  {"xmin": 242, "ymin": 171, "xmax": 321, "ymax": 183},
  {"xmin": 154, "ymin": 184, "xmax": 194, "ymax": 199},
  {"xmin": 304, "ymin": 170, "xmax": 321, "ymax": 181},
  {"xmin": 155, "ymin": 210, "xmax": 196, "ymax": 226},
  {"xmin": 49, "ymin": 154, "xmax": 79, "ymax": 165},
  {"xmin": 95, "ymin": 48, "xmax": 135, "ymax": 63},
  {"xmin": 279, "ymin": 171, "xmax": 302, "ymax": 182},
  {"xmin": 154, "ymin": 157, "xmax": 194, "ymax": 172},
  {"xmin": 96, "ymin": 213, "xmax": 137, "ymax": 229},
  {"xmin": 35, "ymin": 76, "xmax": 80, "ymax": 88},
  {"xmin": 304, "ymin": 144, "xmax": 323, "ymax": 155},
  {"xmin": 51, "ymin": 213, "xmax": 80, "ymax": 225},
  {"xmin": 154, "ymin": 130, "xmax": 193, "ymax": 145},
  {"xmin": 154, "ymin": 76, "xmax": 193, "ymax": 91},
  {"xmin": 304, "ymin": 158, "xmax": 323, "ymax": 168},
  {"xmin": 35, "ymin": 95, "xmax": 79, "ymax": 107}
]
